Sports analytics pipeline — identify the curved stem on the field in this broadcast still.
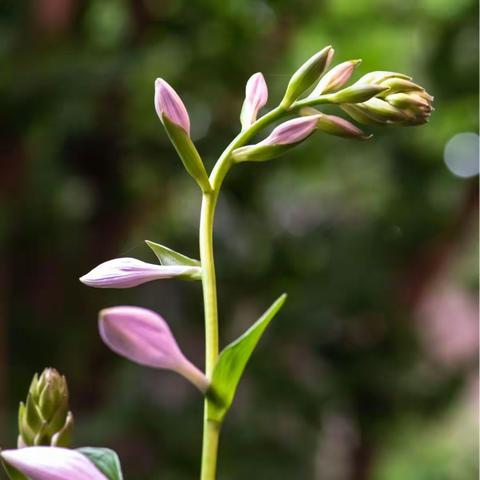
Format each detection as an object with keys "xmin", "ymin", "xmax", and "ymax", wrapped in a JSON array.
[{"xmin": 198, "ymin": 105, "xmax": 288, "ymax": 480}]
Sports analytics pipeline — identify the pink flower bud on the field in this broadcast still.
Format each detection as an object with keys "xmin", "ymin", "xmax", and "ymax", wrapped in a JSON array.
[
  {"xmin": 154, "ymin": 78, "xmax": 191, "ymax": 134},
  {"xmin": 261, "ymin": 116, "xmax": 319, "ymax": 146},
  {"xmin": 310, "ymin": 59, "xmax": 361, "ymax": 96},
  {"xmin": 99, "ymin": 306, "xmax": 209, "ymax": 392},
  {"xmin": 79, "ymin": 257, "xmax": 201, "ymax": 288},
  {"xmin": 240, "ymin": 72, "xmax": 268, "ymax": 129},
  {"xmin": 316, "ymin": 113, "xmax": 371, "ymax": 139},
  {"xmin": 1, "ymin": 447, "xmax": 107, "ymax": 480}
]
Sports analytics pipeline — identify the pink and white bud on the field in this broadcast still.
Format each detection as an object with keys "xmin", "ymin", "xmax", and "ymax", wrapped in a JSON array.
[
  {"xmin": 154, "ymin": 78, "xmax": 191, "ymax": 134},
  {"xmin": 240, "ymin": 72, "xmax": 268, "ymax": 129},
  {"xmin": 261, "ymin": 116, "xmax": 319, "ymax": 146},
  {"xmin": 310, "ymin": 59, "xmax": 361, "ymax": 96},
  {"xmin": 80, "ymin": 257, "xmax": 201, "ymax": 289},
  {"xmin": 1, "ymin": 447, "xmax": 107, "ymax": 480},
  {"xmin": 99, "ymin": 306, "xmax": 209, "ymax": 392},
  {"xmin": 315, "ymin": 113, "xmax": 371, "ymax": 139}
]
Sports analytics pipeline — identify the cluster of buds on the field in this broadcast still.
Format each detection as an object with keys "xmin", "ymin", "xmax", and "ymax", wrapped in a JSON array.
[
  {"xmin": 341, "ymin": 71, "xmax": 434, "ymax": 126},
  {"xmin": 17, "ymin": 369, "xmax": 73, "ymax": 448},
  {"xmin": 229, "ymin": 48, "xmax": 433, "ymax": 162}
]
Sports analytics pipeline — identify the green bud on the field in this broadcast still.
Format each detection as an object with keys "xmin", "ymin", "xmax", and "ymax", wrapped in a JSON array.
[
  {"xmin": 161, "ymin": 115, "xmax": 212, "ymax": 194},
  {"xmin": 325, "ymin": 83, "xmax": 389, "ymax": 104},
  {"xmin": 17, "ymin": 368, "xmax": 74, "ymax": 448},
  {"xmin": 280, "ymin": 46, "xmax": 334, "ymax": 109}
]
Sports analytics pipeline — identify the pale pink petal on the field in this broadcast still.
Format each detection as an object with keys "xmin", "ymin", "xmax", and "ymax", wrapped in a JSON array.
[
  {"xmin": 154, "ymin": 78, "xmax": 191, "ymax": 134},
  {"xmin": 241, "ymin": 72, "xmax": 268, "ymax": 127},
  {"xmin": 79, "ymin": 257, "xmax": 200, "ymax": 288},
  {"xmin": 311, "ymin": 60, "xmax": 361, "ymax": 96},
  {"xmin": 1, "ymin": 447, "xmax": 107, "ymax": 480},
  {"xmin": 99, "ymin": 306, "xmax": 209, "ymax": 391},
  {"xmin": 262, "ymin": 116, "xmax": 319, "ymax": 146}
]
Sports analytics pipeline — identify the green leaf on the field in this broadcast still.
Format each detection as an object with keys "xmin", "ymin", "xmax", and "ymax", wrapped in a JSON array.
[
  {"xmin": 77, "ymin": 447, "xmax": 124, "ymax": 480},
  {"xmin": 1, "ymin": 458, "xmax": 28, "ymax": 480},
  {"xmin": 145, "ymin": 240, "xmax": 200, "ymax": 267},
  {"xmin": 207, "ymin": 294, "xmax": 287, "ymax": 422},
  {"xmin": 162, "ymin": 115, "xmax": 212, "ymax": 193}
]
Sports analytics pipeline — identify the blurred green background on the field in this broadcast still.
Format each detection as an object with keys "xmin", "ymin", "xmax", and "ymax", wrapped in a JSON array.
[{"xmin": 0, "ymin": 0, "xmax": 478, "ymax": 479}]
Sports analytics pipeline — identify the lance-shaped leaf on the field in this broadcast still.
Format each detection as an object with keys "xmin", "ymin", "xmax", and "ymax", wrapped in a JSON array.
[
  {"xmin": 207, "ymin": 294, "xmax": 287, "ymax": 422},
  {"xmin": 1, "ymin": 447, "xmax": 108, "ymax": 480},
  {"xmin": 77, "ymin": 448, "xmax": 123, "ymax": 480},
  {"xmin": 80, "ymin": 257, "xmax": 201, "ymax": 288},
  {"xmin": 145, "ymin": 240, "xmax": 201, "ymax": 267}
]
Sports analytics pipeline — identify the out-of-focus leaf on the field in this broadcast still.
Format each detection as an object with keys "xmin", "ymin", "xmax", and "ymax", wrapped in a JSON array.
[{"xmin": 77, "ymin": 447, "xmax": 123, "ymax": 480}]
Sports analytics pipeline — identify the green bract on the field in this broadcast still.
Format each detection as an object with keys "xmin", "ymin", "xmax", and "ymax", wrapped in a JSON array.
[
  {"xmin": 78, "ymin": 448, "xmax": 124, "ymax": 480},
  {"xmin": 207, "ymin": 294, "xmax": 287, "ymax": 422},
  {"xmin": 161, "ymin": 115, "xmax": 212, "ymax": 193}
]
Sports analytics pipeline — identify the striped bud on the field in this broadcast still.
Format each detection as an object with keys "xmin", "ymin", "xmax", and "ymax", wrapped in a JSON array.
[
  {"xmin": 1, "ymin": 447, "xmax": 107, "ymax": 480},
  {"xmin": 80, "ymin": 257, "xmax": 201, "ymax": 289},
  {"xmin": 309, "ymin": 59, "xmax": 361, "ymax": 96}
]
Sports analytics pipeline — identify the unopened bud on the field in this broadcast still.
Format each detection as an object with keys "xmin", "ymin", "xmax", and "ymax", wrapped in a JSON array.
[
  {"xmin": 309, "ymin": 59, "xmax": 361, "ymax": 97},
  {"xmin": 154, "ymin": 79, "xmax": 212, "ymax": 193},
  {"xmin": 232, "ymin": 116, "xmax": 319, "ymax": 162},
  {"xmin": 326, "ymin": 83, "xmax": 388, "ymax": 104},
  {"xmin": 18, "ymin": 369, "xmax": 74, "ymax": 448},
  {"xmin": 280, "ymin": 46, "xmax": 334, "ymax": 108},
  {"xmin": 240, "ymin": 72, "xmax": 268, "ymax": 129},
  {"xmin": 305, "ymin": 110, "xmax": 371, "ymax": 139}
]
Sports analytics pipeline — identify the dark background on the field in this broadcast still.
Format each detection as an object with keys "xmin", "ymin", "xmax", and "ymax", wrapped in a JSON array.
[{"xmin": 0, "ymin": 1, "xmax": 478, "ymax": 479}]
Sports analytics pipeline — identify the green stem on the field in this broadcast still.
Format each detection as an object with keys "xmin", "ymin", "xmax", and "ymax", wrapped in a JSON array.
[{"xmin": 198, "ymin": 105, "xmax": 288, "ymax": 480}]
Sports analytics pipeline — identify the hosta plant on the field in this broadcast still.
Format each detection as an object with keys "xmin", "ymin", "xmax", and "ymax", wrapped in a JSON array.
[{"xmin": 1, "ymin": 45, "xmax": 433, "ymax": 480}]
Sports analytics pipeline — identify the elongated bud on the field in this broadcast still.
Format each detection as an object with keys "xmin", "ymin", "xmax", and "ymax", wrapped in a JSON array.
[
  {"xmin": 355, "ymin": 71, "xmax": 411, "ymax": 85},
  {"xmin": 154, "ymin": 78, "xmax": 190, "ymax": 134},
  {"xmin": 309, "ymin": 59, "xmax": 361, "ymax": 96},
  {"xmin": 301, "ymin": 108, "xmax": 371, "ymax": 139},
  {"xmin": 80, "ymin": 257, "xmax": 201, "ymax": 289},
  {"xmin": 326, "ymin": 83, "xmax": 389, "ymax": 104},
  {"xmin": 280, "ymin": 46, "xmax": 334, "ymax": 108},
  {"xmin": 18, "ymin": 369, "xmax": 74, "ymax": 448},
  {"xmin": 1, "ymin": 447, "xmax": 107, "ymax": 480},
  {"xmin": 232, "ymin": 116, "xmax": 319, "ymax": 162},
  {"xmin": 99, "ymin": 306, "xmax": 210, "ymax": 393},
  {"xmin": 240, "ymin": 72, "xmax": 268, "ymax": 129},
  {"xmin": 154, "ymin": 79, "xmax": 212, "ymax": 193}
]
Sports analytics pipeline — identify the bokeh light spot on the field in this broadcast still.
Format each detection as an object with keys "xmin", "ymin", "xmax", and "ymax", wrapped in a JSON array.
[{"xmin": 443, "ymin": 132, "xmax": 479, "ymax": 178}]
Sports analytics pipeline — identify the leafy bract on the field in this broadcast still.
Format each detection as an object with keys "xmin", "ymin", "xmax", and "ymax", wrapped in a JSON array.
[
  {"xmin": 146, "ymin": 240, "xmax": 200, "ymax": 267},
  {"xmin": 78, "ymin": 447, "xmax": 124, "ymax": 480},
  {"xmin": 207, "ymin": 294, "xmax": 287, "ymax": 422}
]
